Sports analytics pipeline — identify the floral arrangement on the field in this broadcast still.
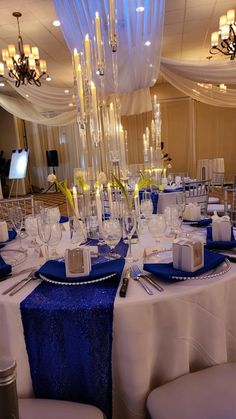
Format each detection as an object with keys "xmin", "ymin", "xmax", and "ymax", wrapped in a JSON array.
[
  {"xmin": 112, "ymin": 172, "xmax": 157, "ymax": 210},
  {"xmin": 75, "ymin": 170, "xmax": 89, "ymax": 191},
  {"xmin": 47, "ymin": 174, "xmax": 75, "ymax": 212}
]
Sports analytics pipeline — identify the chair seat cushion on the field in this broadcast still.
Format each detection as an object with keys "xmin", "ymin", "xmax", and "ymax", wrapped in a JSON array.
[
  {"xmin": 19, "ymin": 399, "xmax": 104, "ymax": 419},
  {"xmin": 147, "ymin": 363, "xmax": 236, "ymax": 419},
  {"xmin": 208, "ymin": 197, "xmax": 220, "ymax": 204}
]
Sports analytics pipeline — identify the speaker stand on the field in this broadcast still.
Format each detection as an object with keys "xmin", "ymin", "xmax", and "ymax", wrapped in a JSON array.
[{"xmin": 43, "ymin": 167, "xmax": 59, "ymax": 193}]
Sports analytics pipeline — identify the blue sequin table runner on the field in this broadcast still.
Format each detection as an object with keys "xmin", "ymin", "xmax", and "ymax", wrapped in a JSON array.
[{"xmin": 20, "ymin": 241, "xmax": 127, "ymax": 418}]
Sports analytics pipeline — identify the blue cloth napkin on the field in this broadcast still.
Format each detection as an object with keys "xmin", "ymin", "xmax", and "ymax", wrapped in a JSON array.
[
  {"xmin": 36, "ymin": 258, "xmax": 125, "ymax": 284},
  {"xmin": 21, "ymin": 256, "xmax": 126, "ymax": 419},
  {"xmin": 206, "ymin": 227, "xmax": 236, "ymax": 249},
  {"xmin": 163, "ymin": 187, "xmax": 183, "ymax": 193},
  {"xmin": 0, "ymin": 255, "xmax": 12, "ymax": 279},
  {"xmin": 183, "ymin": 218, "xmax": 212, "ymax": 227},
  {"xmin": 59, "ymin": 215, "xmax": 69, "ymax": 223},
  {"xmin": 143, "ymin": 249, "xmax": 226, "ymax": 281},
  {"xmin": 0, "ymin": 229, "xmax": 17, "ymax": 245}
]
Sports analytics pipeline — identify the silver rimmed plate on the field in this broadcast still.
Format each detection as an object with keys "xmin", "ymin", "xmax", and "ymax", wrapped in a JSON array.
[
  {"xmin": 170, "ymin": 259, "xmax": 231, "ymax": 281},
  {"xmin": 0, "ymin": 248, "xmax": 27, "ymax": 267},
  {"xmin": 39, "ymin": 272, "xmax": 117, "ymax": 286}
]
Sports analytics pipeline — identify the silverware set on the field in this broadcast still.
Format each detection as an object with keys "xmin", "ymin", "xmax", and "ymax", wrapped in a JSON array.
[
  {"xmin": 2, "ymin": 269, "xmax": 38, "ymax": 296},
  {"xmin": 119, "ymin": 264, "xmax": 165, "ymax": 297}
]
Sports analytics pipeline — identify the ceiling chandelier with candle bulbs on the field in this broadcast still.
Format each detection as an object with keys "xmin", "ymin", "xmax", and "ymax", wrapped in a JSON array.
[
  {"xmin": 210, "ymin": 9, "xmax": 236, "ymax": 60},
  {"xmin": 0, "ymin": 12, "xmax": 49, "ymax": 87}
]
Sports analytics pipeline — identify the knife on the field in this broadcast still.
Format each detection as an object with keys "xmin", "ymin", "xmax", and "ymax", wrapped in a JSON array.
[
  {"xmin": 8, "ymin": 270, "xmax": 37, "ymax": 296},
  {"xmin": 119, "ymin": 268, "xmax": 131, "ymax": 298}
]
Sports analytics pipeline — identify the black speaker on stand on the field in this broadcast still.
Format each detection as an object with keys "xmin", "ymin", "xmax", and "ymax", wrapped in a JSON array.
[{"xmin": 44, "ymin": 150, "xmax": 59, "ymax": 193}]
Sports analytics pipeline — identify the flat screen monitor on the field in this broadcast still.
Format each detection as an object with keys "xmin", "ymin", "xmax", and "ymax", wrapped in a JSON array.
[{"xmin": 9, "ymin": 149, "xmax": 29, "ymax": 180}]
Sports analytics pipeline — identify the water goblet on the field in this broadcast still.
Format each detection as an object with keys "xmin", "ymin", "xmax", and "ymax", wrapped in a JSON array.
[
  {"xmin": 49, "ymin": 222, "xmax": 62, "ymax": 259},
  {"xmin": 24, "ymin": 214, "xmax": 39, "ymax": 250},
  {"xmin": 102, "ymin": 219, "xmax": 122, "ymax": 259},
  {"xmin": 164, "ymin": 205, "xmax": 179, "ymax": 238},
  {"xmin": 37, "ymin": 216, "xmax": 51, "ymax": 260},
  {"xmin": 123, "ymin": 210, "xmax": 137, "ymax": 262},
  {"xmin": 148, "ymin": 215, "xmax": 166, "ymax": 243},
  {"xmin": 8, "ymin": 206, "xmax": 24, "ymax": 251},
  {"xmin": 44, "ymin": 206, "xmax": 61, "ymax": 224}
]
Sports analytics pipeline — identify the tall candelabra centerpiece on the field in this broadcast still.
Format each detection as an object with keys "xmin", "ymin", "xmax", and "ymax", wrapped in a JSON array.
[{"xmin": 143, "ymin": 95, "xmax": 163, "ymax": 184}]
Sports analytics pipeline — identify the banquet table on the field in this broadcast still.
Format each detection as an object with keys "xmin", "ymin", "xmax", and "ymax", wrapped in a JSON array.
[{"xmin": 1, "ymin": 224, "xmax": 236, "ymax": 419}]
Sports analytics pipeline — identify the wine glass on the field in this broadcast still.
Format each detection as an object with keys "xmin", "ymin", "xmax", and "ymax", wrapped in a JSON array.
[
  {"xmin": 148, "ymin": 215, "xmax": 166, "ymax": 243},
  {"xmin": 164, "ymin": 205, "xmax": 179, "ymax": 237},
  {"xmin": 37, "ymin": 216, "xmax": 51, "ymax": 260},
  {"xmin": 123, "ymin": 210, "xmax": 137, "ymax": 262},
  {"xmin": 8, "ymin": 206, "xmax": 24, "ymax": 251},
  {"xmin": 102, "ymin": 219, "xmax": 122, "ymax": 259},
  {"xmin": 44, "ymin": 206, "xmax": 61, "ymax": 224},
  {"xmin": 48, "ymin": 222, "xmax": 62, "ymax": 259},
  {"xmin": 24, "ymin": 214, "xmax": 39, "ymax": 250},
  {"xmin": 176, "ymin": 193, "xmax": 186, "ymax": 232}
]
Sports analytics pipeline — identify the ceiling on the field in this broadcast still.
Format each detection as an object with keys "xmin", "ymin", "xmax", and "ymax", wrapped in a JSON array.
[{"xmin": 0, "ymin": 0, "xmax": 234, "ymax": 94}]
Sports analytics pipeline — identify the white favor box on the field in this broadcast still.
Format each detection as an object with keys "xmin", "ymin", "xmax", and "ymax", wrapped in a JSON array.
[
  {"xmin": 173, "ymin": 239, "xmax": 204, "ymax": 272},
  {"xmin": 212, "ymin": 219, "xmax": 231, "ymax": 241},
  {"xmin": 0, "ymin": 221, "xmax": 8, "ymax": 242},
  {"xmin": 183, "ymin": 203, "xmax": 201, "ymax": 221},
  {"xmin": 65, "ymin": 247, "xmax": 91, "ymax": 278}
]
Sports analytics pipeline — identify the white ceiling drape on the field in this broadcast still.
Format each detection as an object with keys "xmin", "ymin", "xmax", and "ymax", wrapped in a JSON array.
[
  {"xmin": 161, "ymin": 57, "xmax": 236, "ymax": 84},
  {"xmin": 53, "ymin": 0, "xmax": 165, "ymax": 94},
  {"xmin": 0, "ymin": 94, "xmax": 77, "ymax": 126},
  {"xmin": 160, "ymin": 58, "xmax": 236, "ymax": 108}
]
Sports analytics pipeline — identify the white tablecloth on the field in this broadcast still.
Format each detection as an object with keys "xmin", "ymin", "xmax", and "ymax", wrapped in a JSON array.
[{"xmin": 1, "ymin": 226, "xmax": 236, "ymax": 419}]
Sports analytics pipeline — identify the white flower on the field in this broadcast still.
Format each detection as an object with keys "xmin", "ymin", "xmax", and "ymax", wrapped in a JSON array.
[
  {"xmin": 75, "ymin": 170, "xmax": 84, "ymax": 179},
  {"xmin": 97, "ymin": 171, "xmax": 107, "ymax": 185},
  {"xmin": 167, "ymin": 163, "xmax": 172, "ymax": 169},
  {"xmin": 48, "ymin": 174, "xmax": 56, "ymax": 183}
]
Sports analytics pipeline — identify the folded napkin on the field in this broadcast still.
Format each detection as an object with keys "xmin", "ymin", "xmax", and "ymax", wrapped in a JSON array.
[
  {"xmin": 206, "ymin": 227, "xmax": 236, "ymax": 250},
  {"xmin": 143, "ymin": 249, "xmax": 226, "ymax": 280},
  {"xmin": 59, "ymin": 215, "xmax": 69, "ymax": 223},
  {"xmin": 0, "ymin": 255, "xmax": 12, "ymax": 279},
  {"xmin": 36, "ymin": 258, "xmax": 125, "ymax": 284},
  {"xmin": 0, "ymin": 229, "xmax": 17, "ymax": 245},
  {"xmin": 183, "ymin": 218, "xmax": 212, "ymax": 227},
  {"xmin": 163, "ymin": 187, "xmax": 183, "ymax": 193}
]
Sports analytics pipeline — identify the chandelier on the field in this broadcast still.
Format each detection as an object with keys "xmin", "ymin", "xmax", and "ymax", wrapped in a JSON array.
[
  {"xmin": 210, "ymin": 9, "xmax": 236, "ymax": 60},
  {"xmin": 0, "ymin": 12, "xmax": 49, "ymax": 87}
]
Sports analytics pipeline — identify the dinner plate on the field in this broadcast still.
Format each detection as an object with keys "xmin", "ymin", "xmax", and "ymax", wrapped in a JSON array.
[
  {"xmin": 0, "ymin": 248, "xmax": 27, "ymax": 267},
  {"xmin": 167, "ymin": 259, "xmax": 231, "ymax": 281}
]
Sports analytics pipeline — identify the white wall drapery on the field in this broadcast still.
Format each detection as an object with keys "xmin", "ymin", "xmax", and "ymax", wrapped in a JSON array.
[{"xmin": 53, "ymin": 0, "xmax": 165, "ymax": 94}]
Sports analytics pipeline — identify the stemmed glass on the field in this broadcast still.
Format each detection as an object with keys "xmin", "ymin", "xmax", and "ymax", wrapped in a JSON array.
[
  {"xmin": 123, "ymin": 210, "xmax": 137, "ymax": 262},
  {"xmin": 8, "ymin": 206, "xmax": 24, "ymax": 251},
  {"xmin": 44, "ymin": 206, "xmax": 61, "ymax": 224},
  {"xmin": 37, "ymin": 216, "xmax": 51, "ymax": 260},
  {"xmin": 140, "ymin": 192, "xmax": 153, "ymax": 222},
  {"xmin": 164, "ymin": 205, "xmax": 179, "ymax": 238},
  {"xmin": 24, "ymin": 214, "xmax": 39, "ymax": 251},
  {"xmin": 48, "ymin": 222, "xmax": 62, "ymax": 259},
  {"xmin": 148, "ymin": 215, "xmax": 166, "ymax": 243},
  {"xmin": 102, "ymin": 219, "xmax": 122, "ymax": 259}
]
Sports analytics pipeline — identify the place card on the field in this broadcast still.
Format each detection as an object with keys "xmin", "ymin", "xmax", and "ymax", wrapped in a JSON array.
[
  {"xmin": 65, "ymin": 248, "xmax": 91, "ymax": 277},
  {"xmin": 0, "ymin": 221, "xmax": 9, "ymax": 242},
  {"xmin": 173, "ymin": 238, "xmax": 204, "ymax": 272}
]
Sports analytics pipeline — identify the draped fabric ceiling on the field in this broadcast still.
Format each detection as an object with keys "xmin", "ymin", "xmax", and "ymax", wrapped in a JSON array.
[{"xmin": 0, "ymin": 0, "xmax": 236, "ymax": 126}]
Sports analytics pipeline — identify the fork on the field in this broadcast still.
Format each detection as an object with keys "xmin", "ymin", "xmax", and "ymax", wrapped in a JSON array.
[
  {"xmin": 131, "ymin": 265, "xmax": 164, "ymax": 292},
  {"xmin": 131, "ymin": 266, "xmax": 153, "ymax": 295}
]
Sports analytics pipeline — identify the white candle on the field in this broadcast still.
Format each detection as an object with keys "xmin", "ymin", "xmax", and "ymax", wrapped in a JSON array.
[
  {"xmin": 77, "ymin": 64, "xmax": 84, "ymax": 116},
  {"xmin": 134, "ymin": 184, "xmax": 140, "ymax": 216},
  {"xmin": 95, "ymin": 11, "xmax": 102, "ymax": 65},
  {"xmin": 84, "ymin": 34, "xmax": 91, "ymax": 82},
  {"xmin": 96, "ymin": 188, "xmax": 103, "ymax": 231},
  {"xmin": 90, "ymin": 81, "xmax": 99, "ymax": 133},
  {"xmin": 73, "ymin": 48, "xmax": 79, "ymax": 73},
  {"xmin": 119, "ymin": 125, "xmax": 127, "ymax": 174},
  {"xmin": 153, "ymin": 95, "xmax": 157, "ymax": 113},
  {"xmin": 163, "ymin": 168, "xmax": 167, "ymax": 178},
  {"xmin": 150, "ymin": 146, "xmax": 154, "ymax": 167},
  {"xmin": 109, "ymin": 102, "xmax": 116, "ymax": 153},
  {"xmin": 107, "ymin": 183, "xmax": 114, "ymax": 218},
  {"xmin": 109, "ymin": 0, "xmax": 115, "ymax": 39},
  {"xmin": 145, "ymin": 127, "xmax": 149, "ymax": 148},
  {"xmin": 72, "ymin": 186, "xmax": 79, "ymax": 217}
]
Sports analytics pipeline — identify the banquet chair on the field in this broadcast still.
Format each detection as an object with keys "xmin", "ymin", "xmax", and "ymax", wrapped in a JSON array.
[
  {"xmin": 147, "ymin": 363, "xmax": 236, "ymax": 419},
  {"xmin": 223, "ymin": 188, "xmax": 236, "ymax": 225},
  {"xmin": 0, "ymin": 195, "xmax": 34, "ymax": 227},
  {"xmin": 19, "ymin": 399, "xmax": 105, "ymax": 419},
  {"xmin": 183, "ymin": 180, "xmax": 210, "ymax": 215}
]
